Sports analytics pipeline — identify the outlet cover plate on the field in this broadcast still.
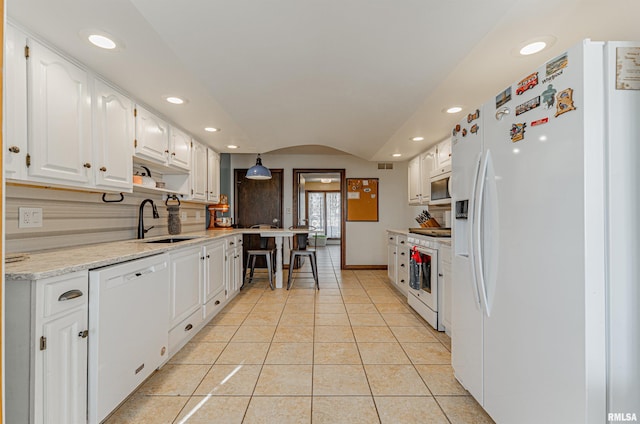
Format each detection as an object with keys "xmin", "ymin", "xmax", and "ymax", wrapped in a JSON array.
[{"xmin": 19, "ymin": 207, "xmax": 43, "ymax": 228}]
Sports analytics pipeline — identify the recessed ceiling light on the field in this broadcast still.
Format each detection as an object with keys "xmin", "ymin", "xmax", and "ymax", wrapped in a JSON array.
[
  {"xmin": 88, "ymin": 34, "xmax": 116, "ymax": 50},
  {"xmin": 226, "ymin": 145, "xmax": 239, "ymax": 149},
  {"xmin": 520, "ymin": 41, "xmax": 546, "ymax": 56},
  {"xmin": 514, "ymin": 36, "xmax": 556, "ymax": 57},
  {"xmin": 320, "ymin": 178, "xmax": 332, "ymax": 184},
  {"xmin": 392, "ymin": 153, "xmax": 402, "ymax": 157},
  {"xmin": 411, "ymin": 137, "xmax": 424, "ymax": 142},
  {"xmin": 205, "ymin": 127, "xmax": 220, "ymax": 132},
  {"xmin": 446, "ymin": 106, "xmax": 463, "ymax": 114},
  {"xmin": 165, "ymin": 96, "xmax": 185, "ymax": 105}
]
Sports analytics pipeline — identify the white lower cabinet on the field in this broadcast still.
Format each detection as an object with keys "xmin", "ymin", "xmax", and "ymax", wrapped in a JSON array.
[
  {"xmin": 386, "ymin": 232, "xmax": 408, "ymax": 296},
  {"xmin": 439, "ymin": 244, "xmax": 452, "ymax": 334},
  {"xmin": 226, "ymin": 235, "xmax": 243, "ymax": 298},
  {"xmin": 6, "ymin": 270, "xmax": 89, "ymax": 424},
  {"xmin": 203, "ymin": 239, "xmax": 226, "ymax": 320},
  {"xmin": 169, "ymin": 246, "xmax": 204, "ymax": 353}
]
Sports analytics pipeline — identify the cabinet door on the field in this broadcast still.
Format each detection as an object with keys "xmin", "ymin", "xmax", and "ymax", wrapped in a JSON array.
[
  {"xmin": 39, "ymin": 308, "xmax": 88, "ymax": 424},
  {"xmin": 420, "ymin": 150, "xmax": 435, "ymax": 203},
  {"xmin": 203, "ymin": 241, "xmax": 225, "ymax": 302},
  {"xmin": 191, "ymin": 141, "xmax": 207, "ymax": 201},
  {"xmin": 441, "ymin": 249, "xmax": 452, "ymax": 332},
  {"xmin": 436, "ymin": 138, "xmax": 452, "ymax": 168},
  {"xmin": 28, "ymin": 39, "xmax": 92, "ymax": 184},
  {"xmin": 233, "ymin": 246, "xmax": 243, "ymax": 295},
  {"xmin": 207, "ymin": 149, "xmax": 220, "ymax": 203},
  {"xmin": 387, "ymin": 242, "xmax": 397, "ymax": 283},
  {"xmin": 169, "ymin": 247, "xmax": 202, "ymax": 328},
  {"xmin": 134, "ymin": 106, "xmax": 170, "ymax": 165},
  {"xmin": 5, "ymin": 24, "xmax": 28, "ymax": 180},
  {"xmin": 93, "ymin": 79, "xmax": 134, "ymax": 191},
  {"xmin": 408, "ymin": 156, "xmax": 422, "ymax": 204},
  {"xmin": 169, "ymin": 127, "xmax": 192, "ymax": 171}
]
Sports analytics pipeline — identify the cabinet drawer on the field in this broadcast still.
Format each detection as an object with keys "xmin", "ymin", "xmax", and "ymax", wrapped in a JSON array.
[
  {"xmin": 42, "ymin": 272, "xmax": 89, "ymax": 318},
  {"xmin": 203, "ymin": 290, "xmax": 226, "ymax": 322},
  {"xmin": 169, "ymin": 307, "xmax": 203, "ymax": 355}
]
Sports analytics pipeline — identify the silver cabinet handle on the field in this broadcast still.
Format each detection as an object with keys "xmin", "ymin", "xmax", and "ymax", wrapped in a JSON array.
[
  {"xmin": 78, "ymin": 330, "xmax": 88, "ymax": 338},
  {"xmin": 58, "ymin": 289, "xmax": 83, "ymax": 301},
  {"xmin": 185, "ymin": 323, "xmax": 193, "ymax": 331},
  {"xmin": 8, "ymin": 146, "xmax": 20, "ymax": 153}
]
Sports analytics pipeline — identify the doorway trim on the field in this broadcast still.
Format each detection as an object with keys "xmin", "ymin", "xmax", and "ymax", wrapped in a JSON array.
[{"xmin": 292, "ymin": 169, "xmax": 346, "ymax": 270}]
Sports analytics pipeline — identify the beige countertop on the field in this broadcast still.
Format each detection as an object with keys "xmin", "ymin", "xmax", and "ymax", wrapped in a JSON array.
[{"xmin": 6, "ymin": 228, "xmax": 311, "ymax": 281}]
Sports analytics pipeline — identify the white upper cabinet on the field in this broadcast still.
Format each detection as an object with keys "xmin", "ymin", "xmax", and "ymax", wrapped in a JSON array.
[
  {"xmin": 191, "ymin": 141, "xmax": 208, "ymax": 201},
  {"xmin": 169, "ymin": 127, "xmax": 192, "ymax": 171},
  {"xmin": 27, "ymin": 39, "xmax": 92, "ymax": 185},
  {"xmin": 408, "ymin": 155, "xmax": 422, "ymax": 205},
  {"xmin": 5, "ymin": 24, "xmax": 28, "ymax": 181},
  {"xmin": 419, "ymin": 148, "xmax": 435, "ymax": 203},
  {"xmin": 134, "ymin": 106, "xmax": 191, "ymax": 172},
  {"xmin": 435, "ymin": 137, "xmax": 452, "ymax": 169},
  {"xmin": 134, "ymin": 106, "xmax": 170, "ymax": 165},
  {"xmin": 207, "ymin": 148, "xmax": 220, "ymax": 203},
  {"xmin": 93, "ymin": 79, "xmax": 134, "ymax": 191}
]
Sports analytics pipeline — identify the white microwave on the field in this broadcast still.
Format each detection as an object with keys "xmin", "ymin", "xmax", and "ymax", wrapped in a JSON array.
[{"xmin": 429, "ymin": 165, "xmax": 452, "ymax": 205}]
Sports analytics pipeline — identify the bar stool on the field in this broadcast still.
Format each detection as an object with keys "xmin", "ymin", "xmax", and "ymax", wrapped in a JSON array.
[
  {"xmin": 287, "ymin": 226, "xmax": 319, "ymax": 290},
  {"xmin": 244, "ymin": 225, "xmax": 276, "ymax": 290}
]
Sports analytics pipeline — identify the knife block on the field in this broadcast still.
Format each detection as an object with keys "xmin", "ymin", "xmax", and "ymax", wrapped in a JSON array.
[{"xmin": 420, "ymin": 218, "xmax": 440, "ymax": 228}]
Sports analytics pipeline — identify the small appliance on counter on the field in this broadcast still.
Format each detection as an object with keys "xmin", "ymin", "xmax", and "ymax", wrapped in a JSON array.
[{"xmin": 207, "ymin": 194, "xmax": 233, "ymax": 229}]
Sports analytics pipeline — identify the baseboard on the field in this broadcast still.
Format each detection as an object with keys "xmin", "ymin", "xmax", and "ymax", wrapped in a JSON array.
[{"xmin": 343, "ymin": 265, "xmax": 387, "ymax": 270}]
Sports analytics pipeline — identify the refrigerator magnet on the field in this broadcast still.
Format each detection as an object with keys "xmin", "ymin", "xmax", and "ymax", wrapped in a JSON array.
[
  {"xmin": 467, "ymin": 109, "xmax": 480, "ymax": 123},
  {"xmin": 554, "ymin": 88, "xmax": 576, "ymax": 117},
  {"xmin": 510, "ymin": 122, "xmax": 527, "ymax": 142},
  {"xmin": 541, "ymin": 84, "xmax": 557, "ymax": 108},
  {"xmin": 546, "ymin": 52, "xmax": 568, "ymax": 76},
  {"xmin": 516, "ymin": 72, "xmax": 539, "ymax": 95},
  {"xmin": 531, "ymin": 117, "xmax": 549, "ymax": 127},
  {"xmin": 515, "ymin": 96, "xmax": 540, "ymax": 116},
  {"xmin": 452, "ymin": 124, "xmax": 461, "ymax": 136},
  {"xmin": 496, "ymin": 87, "xmax": 512, "ymax": 108},
  {"xmin": 462, "ymin": 128, "xmax": 468, "ymax": 137},
  {"xmin": 470, "ymin": 124, "xmax": 479, "ymax": 134}
]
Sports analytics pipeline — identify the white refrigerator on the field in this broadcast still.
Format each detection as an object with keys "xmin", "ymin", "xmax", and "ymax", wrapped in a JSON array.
[{"xmin": 451, "ymin": 40, "xmax": 640, "ymax": 423}]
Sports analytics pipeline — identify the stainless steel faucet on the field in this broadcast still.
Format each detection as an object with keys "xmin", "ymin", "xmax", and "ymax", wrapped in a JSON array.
[{"xmin": 138, "ymin": 199, "xmax": 160, "ymax": 239}]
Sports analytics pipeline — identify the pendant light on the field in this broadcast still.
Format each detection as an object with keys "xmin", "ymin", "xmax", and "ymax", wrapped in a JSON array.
[{"xmin": 245, "ymin": 154, "xmax": 272, "ymax": 180}]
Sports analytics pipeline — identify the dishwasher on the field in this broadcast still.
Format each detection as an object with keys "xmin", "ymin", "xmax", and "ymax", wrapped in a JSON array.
[{"xmin": 88, "ymin": 253, "xmax": 170, "ymax": 424}]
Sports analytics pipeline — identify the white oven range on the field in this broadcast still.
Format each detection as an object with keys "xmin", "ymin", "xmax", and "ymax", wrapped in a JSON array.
[{"xmin": 407, "ymin": 235, "xmax": 443, "ymax": 331}]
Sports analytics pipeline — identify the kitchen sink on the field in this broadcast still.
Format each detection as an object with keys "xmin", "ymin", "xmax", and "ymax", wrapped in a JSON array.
[{"xmin": 141, "ymin": 236, "xmax": 202, "ymax": 244}]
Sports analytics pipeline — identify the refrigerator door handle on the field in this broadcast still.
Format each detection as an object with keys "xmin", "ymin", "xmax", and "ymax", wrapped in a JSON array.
[
  {"xmin": 474, "ymin": 150, "xmax": 491, "ymax": 317},
  {"xmin": 468, "ymin": 152, "xmax": 483, "ymax": 307}
]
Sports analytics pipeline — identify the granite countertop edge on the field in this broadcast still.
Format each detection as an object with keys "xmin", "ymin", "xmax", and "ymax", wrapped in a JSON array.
[{"xmin": 5, "ymin": 229, "xmax": 243, "ymax": 281}]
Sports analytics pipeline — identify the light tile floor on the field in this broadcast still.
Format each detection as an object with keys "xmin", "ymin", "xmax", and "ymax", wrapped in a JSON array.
[{"xmin": 105, "ymin": 245, "xmax": 494, "ymax": 424}]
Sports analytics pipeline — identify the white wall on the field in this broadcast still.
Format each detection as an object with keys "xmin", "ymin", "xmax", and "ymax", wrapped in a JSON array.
[{"xmin": 230, "ymin": 153, "xmax": 412, "ymax": 266}]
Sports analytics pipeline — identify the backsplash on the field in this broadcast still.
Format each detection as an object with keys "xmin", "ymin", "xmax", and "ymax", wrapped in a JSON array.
[
  {"xmin": 408, "ymin": 205, "xmax": 451, "ymax": 229},
  {"xmin": 6, "ymin": 184, "xmax": 207, "ymax": 253}
]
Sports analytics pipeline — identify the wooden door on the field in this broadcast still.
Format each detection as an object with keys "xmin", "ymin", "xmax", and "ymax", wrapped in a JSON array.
[{"xmin": 235, "ymin": 169, "xmax": 283, "ymax": 267}]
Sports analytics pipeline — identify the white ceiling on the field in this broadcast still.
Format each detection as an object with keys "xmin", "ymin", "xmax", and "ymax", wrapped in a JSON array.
[{"xmin": 8, "ymin": 0, "xmax": 640, "ymax": 161}]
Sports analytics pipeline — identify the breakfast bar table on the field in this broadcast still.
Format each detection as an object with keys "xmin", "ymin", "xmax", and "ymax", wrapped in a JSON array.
[{"xmin": 240, "ymin": 227, "xmax": 309, "ymax": 289}]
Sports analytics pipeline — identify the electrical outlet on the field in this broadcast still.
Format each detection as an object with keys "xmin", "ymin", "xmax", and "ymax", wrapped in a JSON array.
[
  {"xmin": 181, "ymin": 212, "xmax": 187, "ymax": 221},
  {"xmin": 19, "ymin": 207, "xmax": 43, "ymax": 228},
  {"xmin": 195, "ymin": 211, "xmax": 201, "ymax": 222},
  {"xmin": 286, "ymin": 208, "xmax": 292, "ymax": 214}
]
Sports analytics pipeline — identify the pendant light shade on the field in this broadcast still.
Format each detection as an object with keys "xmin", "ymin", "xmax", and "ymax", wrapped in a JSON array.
[{"xmin": 246, "ymin": 154, "xmax": 272, "ymax": 180}]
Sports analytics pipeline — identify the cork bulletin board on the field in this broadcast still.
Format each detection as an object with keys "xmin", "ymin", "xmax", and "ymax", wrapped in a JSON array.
[{"xmin": 346, "ymin": 178, "xmax": 379, "ymax": 221}]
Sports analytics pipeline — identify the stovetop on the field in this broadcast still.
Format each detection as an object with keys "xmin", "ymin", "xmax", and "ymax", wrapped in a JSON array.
[{"xmin": 409, "ymin": 227, "xmax": 452, "ymax": 237}]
